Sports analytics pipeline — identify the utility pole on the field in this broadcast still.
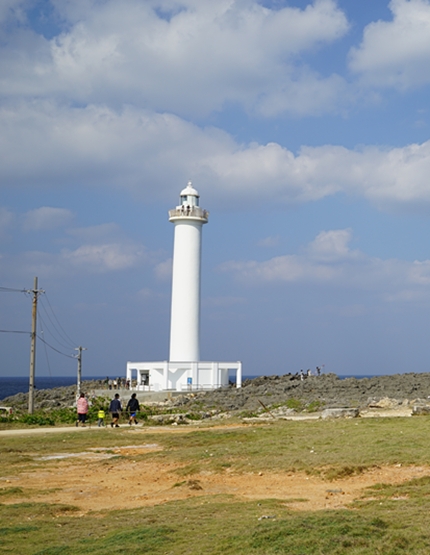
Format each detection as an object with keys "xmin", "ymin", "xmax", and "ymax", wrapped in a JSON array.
[
  {"xmin": 75, "ymin": 346, "xmax": 87, "ymax": 399},
  {"xmin": 28, "ymin": 277, "xmax": 44, "ymax": 414}
]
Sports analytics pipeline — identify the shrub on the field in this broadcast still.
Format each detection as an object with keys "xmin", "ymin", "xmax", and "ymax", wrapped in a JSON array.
[
  {"xmin": 19, "ymin": 413, "xmax": 55, "ymax": 426},
  {"xmin": 285, "ymin": 398, "xmax": 304, "ymax": 411},
  {"xmin": 307, "ymin": 400, "xmax": 325, "ymax": 412}
]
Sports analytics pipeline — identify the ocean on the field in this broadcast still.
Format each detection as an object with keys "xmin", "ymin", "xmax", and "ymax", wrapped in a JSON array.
[
  {"xmin": 0, "ymin": 376, "xmax": 102, "ymax": 401},
  {"xmin": 0, "ymin": 373, "xmax": 380, "ymax": 401}
]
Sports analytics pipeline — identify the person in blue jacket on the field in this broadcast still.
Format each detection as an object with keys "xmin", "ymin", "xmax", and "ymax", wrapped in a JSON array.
[
  {"xmin": 126, "ymin": 393, "xmax": 140, "ymax": 425},
  {"xmin": 109, "ymin": 393, "xmax": 122, "ymax": 427}
]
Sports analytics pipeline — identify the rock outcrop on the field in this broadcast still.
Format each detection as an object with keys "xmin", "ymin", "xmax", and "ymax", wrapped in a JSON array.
[{"xmin": 2, "ymin": 373, "xmax": 430, "ymax": 415}]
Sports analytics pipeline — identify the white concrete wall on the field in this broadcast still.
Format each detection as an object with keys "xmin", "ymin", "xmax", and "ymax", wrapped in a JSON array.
[
  {"xmin": 169, "ymin": 220, "xmax": 202, "ymax": 362},
  {"xmin": 126, "ymin": 361, "xmax": 242, "ymax": 391}
]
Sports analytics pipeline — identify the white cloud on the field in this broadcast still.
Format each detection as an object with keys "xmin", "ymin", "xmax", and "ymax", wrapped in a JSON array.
[
  {"xmin": 0, "ymin": 0, "xmax": 349, "ymax": 117},
  {"xmin": 220, "ymin": 228, "xmax": 430, "ymax": 301},
  {"xmin": 154, "ymin": 258, "xmax": 173, "ymax": 281},
  {"xmin": 307, "ymin": 229, "xmax": 356, "ymax": 261},
  {"xmin": 1, "ymin": 240, "xmax": 145, "ymax": 279},
  {"xmin": 0, "ymin": 225, "xmax": 148, "ymax": 279},
  {"xmin": 349, "ymin": 0, "xmax": 430, "ymax": 89},
  {"xmin": 257, "ymin": 70, "xmax": 348, "ymax": 117},
  {"xmin": 0, "ymin": 101, "xmax": 236, "ymax": 192},
  {"xmin": 204, "ymin": 140, "xmax": 430, "ymax": 207},
  {"xmin": 3, "ymin": 101, "xmax": 430, "ymax": 209},
  {"xmin": 257, "ymin": 235, "xmax": 280, "ymax": 248},
  {"xmin": 61, "ymin": 242, "xmax": 145, "ymax": 272},
  {"xmin": 22, "ymin": 206, "xmax": 74, "ymax": 231},
  {"xmin": 0, "ymin": 0, "xmax": 27, "ymax": 25},
  {"xmin": 67, "ymin": 223, "xmax": 124, "ymax": 242}
]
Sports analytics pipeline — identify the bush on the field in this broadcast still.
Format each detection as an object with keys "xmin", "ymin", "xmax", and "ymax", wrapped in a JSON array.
[
  {"xmin": 285, "ymin": 398, "xmax": 304, "ymax": 411},
  {"xmin": 306, "ymin": 400, "xmax": 325, "ymax": 412},
  {"xmin": 0, "ymin": 415, "xmax": 13, "ymax": 424},
  {"xmin": 19, "ymin": 413, "xmax": 55, "ymax": 426},
  {"xmin": 49, "ymin": 407, "xmax": 76, "ymax": 424}
]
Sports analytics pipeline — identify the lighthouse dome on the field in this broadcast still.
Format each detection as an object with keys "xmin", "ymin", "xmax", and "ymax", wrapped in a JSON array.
[
  {"xmin": 179, "ymin": 181, "xmax": 200, "ymax": 207},
  {"xmin": 180, "ymin": 181, "xmax": 199, "ymax": 197}
]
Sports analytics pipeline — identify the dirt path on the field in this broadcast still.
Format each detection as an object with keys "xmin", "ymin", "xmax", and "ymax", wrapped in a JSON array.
[{"xmin": 2, "ymin": 432, "xmax": 428, "ymax": 514}]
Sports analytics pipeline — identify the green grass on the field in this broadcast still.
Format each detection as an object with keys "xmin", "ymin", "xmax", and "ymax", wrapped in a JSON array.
[
  {"xmin": 2, "ymin": 417, "xmax": 430, "ymax": 553},
  {"xmin": 2, "ymin": 493, "xmax": 430, "ymax": 554},
  {"xmin": 3, "ymin": 417, "xmax": 430, "ymax": 474},
  {"xmin": 0, "ymin": 487, "xmax": 24, "ymax": 497},
  {"xmin": 3, "ymin": 417, "xmax": 430, "ymax": 475},
  {"xmin": 143, "ymin": 417, "xmax": 430, "ymax": 476}
]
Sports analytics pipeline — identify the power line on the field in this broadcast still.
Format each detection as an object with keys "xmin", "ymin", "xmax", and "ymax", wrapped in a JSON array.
[
  {"xmin": 0, "ymin": 285, "xmax": 34, "ymax": 335},
  {"xmin": 0, "ymin": 329, "xmax": 29, "ymax": 334},
  {"xmin": 38, "ymin": 311, "xmax": 76, "ymax": 351},
  {"xmin": 40, "ymin": 294, "xmax": 77, "ymax": 348},
  {"xmin": 0, "ymin": 286, "xmax": 28, "ymax": 293},
  {"xmin": 36, "ymin": 333, "xmax": 76, "ymax": 359},
  {"xmin": 1, "ymin": 280, "xmax": 79, "ymax": 412},
  {"xmin": 39, "ymin": 321, "xmax": 53, "ymax": 378},
  {"xmin": 1, "ymin": 282, "xmax": 79, "ymax": 353}
]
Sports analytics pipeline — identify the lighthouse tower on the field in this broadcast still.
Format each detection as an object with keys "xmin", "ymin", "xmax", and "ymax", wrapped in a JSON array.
[
  {"xmin": 168, "ymin": 181, "xmax": 208, "ymax": 362},
  {"xmin": 125, "ymin": 181, "xmax": 242, "ymax": 392}
]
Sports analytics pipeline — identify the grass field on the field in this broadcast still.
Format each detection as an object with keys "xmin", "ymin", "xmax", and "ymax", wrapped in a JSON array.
[{"xmin": 2, "ymin": 417, "xmax": 430, "ymax": 554}]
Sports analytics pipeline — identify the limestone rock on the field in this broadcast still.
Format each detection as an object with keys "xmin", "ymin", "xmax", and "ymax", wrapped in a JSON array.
[
  {"xmin": 321, "ymin": 408, "xmax": 359, "ymax": 419},
  {"xmin": 412, "ymin": 405, "xmax": 430, "ymax": 416},
  {"xmin": 368, "ymin": 397, "xmax": 402, "ymax": 409}
]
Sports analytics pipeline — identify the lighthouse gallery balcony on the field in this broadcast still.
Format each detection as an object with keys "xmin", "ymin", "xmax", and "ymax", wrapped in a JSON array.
[{"xmin": 169, "ymin": 206, "xmax": 209, "ymax": 222}]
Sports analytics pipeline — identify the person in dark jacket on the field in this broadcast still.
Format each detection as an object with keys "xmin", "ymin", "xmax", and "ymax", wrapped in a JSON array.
[
  {"xmin": 126, "ymin": 393, "xmax": 140, "ymax": 425},
  {"xmin": 109, "ymin": 393, "xmax": 122, "ymax": 427}
]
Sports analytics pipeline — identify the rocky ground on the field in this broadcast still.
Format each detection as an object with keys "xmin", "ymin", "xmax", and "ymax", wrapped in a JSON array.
[
  {"xmin": 3, "ymin": 373, "xmax": 430, "ymax": 414},
  {"xmin": 0, "ymin": 380, "xmax": 104, "ymax": 411},
  {"xmin": 177, "ymin": 372, "xmax": 430, "ymax": 413}
]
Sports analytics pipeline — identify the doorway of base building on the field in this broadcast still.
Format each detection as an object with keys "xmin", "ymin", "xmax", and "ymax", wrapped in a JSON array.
[{"xmin": 140, "ymin": 371, "xmax": 149, "ymax": 387}]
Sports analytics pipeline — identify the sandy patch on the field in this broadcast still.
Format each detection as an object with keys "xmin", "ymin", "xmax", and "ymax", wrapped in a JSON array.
[{"xmin": 2, "ymin": 443, "xmax": 429, "ymax": 514}]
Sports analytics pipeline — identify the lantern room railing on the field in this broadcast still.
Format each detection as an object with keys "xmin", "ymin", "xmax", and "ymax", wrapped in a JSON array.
[{"xmin": 169, "ymin": 207, "xmax": 209, "ymax": 221}]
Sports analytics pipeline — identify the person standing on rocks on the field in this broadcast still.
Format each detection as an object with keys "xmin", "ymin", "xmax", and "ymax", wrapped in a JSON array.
[
  {"xmin": 109, "ymin": 393, "xmax": 122, "ymax": 427},
  {"xmin": 126, "ymin": 393, "xmax": 140, "ymax": 425},
  {"xmin": 76, "ymin": 393, "xmax": 89, "ymax": 427}
]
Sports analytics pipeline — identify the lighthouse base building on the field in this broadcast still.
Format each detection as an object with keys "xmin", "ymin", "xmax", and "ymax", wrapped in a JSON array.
[
  {"xmin": 126, "ymin": 360, "xmax": 242, "ymax": 392},
  {"xmin": 126, "ymin": 182, "xmax": 242, "ymax": 392}
]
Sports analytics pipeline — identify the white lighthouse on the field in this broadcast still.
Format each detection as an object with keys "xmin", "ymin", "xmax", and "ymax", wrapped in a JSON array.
[
  {"xmin": 168, "ymin": 181, "xmax": 208, "ymax": 362},
  {"xmin": 126, "ymin": 182, "xmax": 242, "ymax": 392}
]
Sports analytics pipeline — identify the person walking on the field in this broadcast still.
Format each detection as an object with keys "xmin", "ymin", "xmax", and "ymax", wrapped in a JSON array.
[
  {"xmin": 109, "ymin": 393, "xmax": 122, "ymax": 427},
  {"xmin": 97, "ymin": 408, "xmax": 106, "ymax": 427},
  {"xmin": 126, "ymin": 393, "xmax": 140, "ymax": 425},
  {"xmin": 76, "ymin": 393, "xmax": 89, "ymax": 427}
]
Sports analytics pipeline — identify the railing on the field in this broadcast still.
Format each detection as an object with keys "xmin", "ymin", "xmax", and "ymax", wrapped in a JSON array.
[{"xmin": 169, "ymin": 207, "xmax": 209, "ymax": 221}]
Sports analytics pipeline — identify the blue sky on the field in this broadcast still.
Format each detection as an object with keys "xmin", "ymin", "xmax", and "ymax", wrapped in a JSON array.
[{"xmin": 2, "ymin": 0, "xmax": 430, "ymax": 379}]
